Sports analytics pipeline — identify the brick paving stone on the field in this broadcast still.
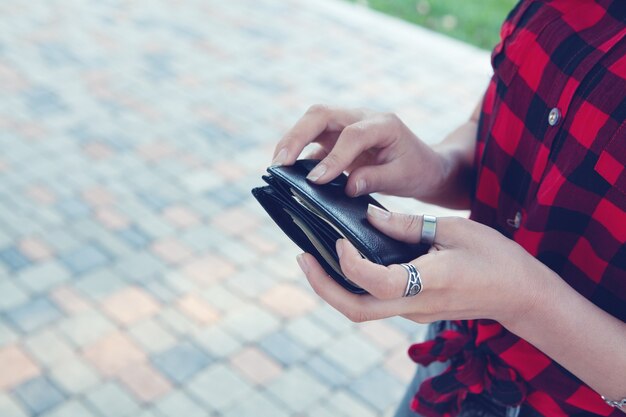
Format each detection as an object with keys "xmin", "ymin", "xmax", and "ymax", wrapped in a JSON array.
[
  {"xmin": 49, "ymin": 357, "xmax": 100, "ymax": 394},
  {"xmin": 284, "ymin": 315, "xmax": 334, "ymax": 351},
  {"xmin": 186, "ymin": 363, "xmax": 254, "ymax": 412},
  {"xmin": 258, "ymin": 254, "xmax": 302, "ymax": 283},
  {"xmin": 225, "ymin": 266, "xmax": 278, "ymax": 298},
  {"xmin": 116, "ymin": 226, "xmax": 151, "ymax": 249},
  {"xmin": 177, "ymin": 225, "xmax": 217, "ymax": 253},
  {"xmin": 101, "ymin": 287, "xmax": 160, "ymax": 325},
  {"xmin": 176, "ymin": 294, "xmax": 220, "ymax": 325},
  {"xmin": 0, "ymin": 321, "xmax": 17, "ymax": 348},
  {"xmin": 151, "ymin": 340, "xmax": 212, "ymax": 384},
  {"xmin": 113, "ymin": 252, "xmax": 166, "ymax": 283},
  {"xmin": 309, "ymin": 304, "xmax": 356, "ymax": 335},
  {"xmin": 213, "ymin": 236, "xmax": 261, "ymax": 268},
  {"xmin": 387, "ymin": 316, "xmax": 429, "ymax": 340},
  {"xmin": 179, "ymin": 254, "xmax": 236, "ymax": 286},
  {"xmin": 39, "ymin": 400, "xmax": 97, "ymax": 417},
  {"xmin": 230, "ymin": 346, "xmax": 283, "ymax": 385},
  {"xmin": 199, "ymin": 285, "xmax": 246, "ymax": 313},
  {"xmin": 18, "ymin": 236, "xmax": 53, "ymax": 261},
  {"xmin": 157, "ymin": 306, "xmax": 203, "ymax": 335},
  {"xmin": 56, "ymin": 198, "xmax": 91, "ymax": 220},
  {"xmin": 160, "ymin": 271, "xmax": 197, "ymax": 294},
  {"xmin": 265, "ymin": 367, "xmax": 330, "ymax": 414},
  {"xmin": 0, "ymin": 279, "xmax": 30, "ymax": 311},
  {"xmin": 60, "ymin": 243, "xmax": 110, "ymax": 275},
  {"xmin": 305, "ymin": 403, "xmax": 340, "ymax": 417},
  {"xmin": 135, "ymin": 215, "xmax": 176, "ymax": 240},
  {"xmin": 241, "ymin": 232, "xmax": 280, "ymax": 255},
  {"xmin": 259, "ymin": 331, "xmax": 309, "ymax": 366},
  {"xmin": 85, "ymin": 382, "xmax": 141, "ymax": 417},
  {"xmin": 24, "ymin": 328, "xmax": 75, "ymax": 367},
  {"xmin": 13, "ymin": 376, "xmax": 65, "ymax": 415},
  {"xmin": 143, "ymin": 279, "xmax": 179, "ymax": 304},
  {"xmin": 180, "ymin": 171, "xmax": 222, "ymax": 194},
  {"xmin": 0, "ymin": 246, "xmax": 31, "ymax": 271},
  {"xmin": 221, "ymin": 305, "xmax": 281, "ymax": 343},
  {"xmin": 221, "ymin": 390, "xmax": 289, "ymax": 417},
  {"xmin": 128, "ymin": 318, "xmax": 178, "ymax": 354},
  {"xmin": 359, "ymin": 320, "xmax": 409, "ymax": 351},
  {"xmin": 96, "ymin": 207, "xmax": 130, "ymax": 230},
  {"xmin": 325, "ymin": 390, "xmax": 379, "ymax": 417},
  {"xmin": 384, "ymin": 346, "xmax": 418, "ymax": 383},
  {"xmin": 321, "ymin": 332, "xmax": 384, "ymax": 377},
  {"xmin": 0, "ymin": 392, "xmax": 29, "ymax": 417},
  {"xmin": 74, "ymin": 268, "xmax": 127, "ymax": 300},
  {"xmin": 162, "ymin": 205, "xmax": 200, "ymax": 229},
  {"xmin": 303, "ymin": 354, "xmax": 351, "ymax": 388},
  {"xmin": 349, "ymin": 367, "xmax": 405, "ymax": 413},
  {"xmin": 117, "ymin": 361, "xmax": 172, "ymax": 403},
  {"xmin": 81, "ymin": 185, "xmax": 116, "ymax": 207},
  {"xmin": 6, "ymin": 297, "xmax": 63, "ymax": 332},
  {"xmin": 154, "ymin": 391, "xmax": 207, "ymax": 417},
  {"xmin": 42, "ymin": 228, "xmax": 82, "ymax": 254},
  {"xmin": 82, "ymin": 331, "xmax": 146, "ymax": 377},
  {"xmin": 260, "ymin": 283, "xmax": 318, "ymax": 318},
  {"xmin": 211, "ymin": 207, "xmax": 261, "ymax": 237},
  {"xmin": 17, "ymin": 261, "xmax": 71, "ymax": 294},
  {"xmin": 49, "ymin": 285, "xmax": 92, "ymax": 314},
  {"xmin": 190, "ymin": 325, "xmax": 242, "ymax": 359},
  {"xmin": 0, "ymin": 345, "xmax": 40, "ymax": 390},
  {"xmin": 57, "ymin": 309, "xmax": 117, "ymax": 347},
  {"xmin": 24, "ymin": 185, "xmax": 57, "ymax": 205},
  {"xmin": 151, "ymin": 237, "xmax": 194, "ymax": 265}
]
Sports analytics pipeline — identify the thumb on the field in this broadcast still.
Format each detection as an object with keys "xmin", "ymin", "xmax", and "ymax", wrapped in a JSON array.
[{"xmin": 366, "ymin": 206, "xmax": 460, "ymax": 247}]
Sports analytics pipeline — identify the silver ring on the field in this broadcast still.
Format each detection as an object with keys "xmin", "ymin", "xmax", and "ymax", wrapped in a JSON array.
[
  {"xmin": 421, "ymin": 215, "xmax": 437, "ymax": 246},
  {"xmin": 400, "ymin": 263, "xmax": 422, "ymax": 297}
]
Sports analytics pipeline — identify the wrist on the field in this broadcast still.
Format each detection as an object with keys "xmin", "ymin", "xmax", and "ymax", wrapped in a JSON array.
[
  {"xmin": 497, "ymin": 249, "xmax": 558, "ymax": 331},
  {"xmin": 415, "ymin": 119, "xmax": 477, "ymax": 209}
]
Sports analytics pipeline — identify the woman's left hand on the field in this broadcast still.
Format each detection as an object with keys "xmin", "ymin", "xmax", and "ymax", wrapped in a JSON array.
[{"xmin": 296, "ymin": 205, "xmax": 555, "ymax": 327}]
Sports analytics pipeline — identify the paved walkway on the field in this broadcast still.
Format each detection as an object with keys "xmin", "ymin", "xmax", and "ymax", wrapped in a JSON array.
[{"xmin": 0, "ymin": 0, "xmax": 491, "ymax": 416}]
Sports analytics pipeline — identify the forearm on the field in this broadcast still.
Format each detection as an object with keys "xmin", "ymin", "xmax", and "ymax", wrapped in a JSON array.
[
  {"xmin": 503, "ymin": 265, "xmax": 626, "ymax": 409},
  {"xmin": 418, "ymin": 100, "xmax": 481, "ymax": 209}
]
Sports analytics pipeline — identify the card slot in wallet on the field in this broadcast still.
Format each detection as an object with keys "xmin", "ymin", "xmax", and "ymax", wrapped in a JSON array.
[{"xmin": 252, "ymin": 159, "xmax": 428, "ymax": 294}]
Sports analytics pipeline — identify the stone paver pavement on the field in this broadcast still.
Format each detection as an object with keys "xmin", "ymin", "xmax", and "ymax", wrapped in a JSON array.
[{"xmin": 0, "ymin": 0, "xmax": 491, "ymax": 415}]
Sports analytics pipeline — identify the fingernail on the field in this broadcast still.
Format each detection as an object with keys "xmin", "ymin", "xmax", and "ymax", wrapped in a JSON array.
[
  {"xmin": 272, "ymin": 148, "xmax": 288, "ymax": 166},
  {"xmin": 336, "ymin": 239, "xmax": 343, "ymax": 258},
  {"xmin": 354, "ymin": 178, "xmax": 366, "ymax": 196},
  {"xmin": 367, "ymin": 204, "xmax": 391, "ymax": 220},
  {"xmin": 306, "ymin": 163, "xmax": 327, "ymax": 182},
  {"xmin": 296, "ymin": 253, "xmax": 309, "ymax": 273}
]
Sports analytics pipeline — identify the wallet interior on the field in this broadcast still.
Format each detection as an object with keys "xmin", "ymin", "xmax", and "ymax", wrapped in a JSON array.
[{"xmin": 253, "ymin": 176, "xmax": 366, "ymax": 293}]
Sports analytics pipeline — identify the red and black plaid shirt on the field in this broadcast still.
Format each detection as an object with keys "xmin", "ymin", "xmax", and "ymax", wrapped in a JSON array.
[{"xmin": 409, "ymin": 1, "xmax": 626, "ymax": 416}]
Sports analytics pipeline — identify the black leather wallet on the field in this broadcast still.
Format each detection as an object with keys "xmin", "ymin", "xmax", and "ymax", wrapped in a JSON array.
[{"xmin": 251, "ymin": 159, "xmax": 428, "ymax": 294}]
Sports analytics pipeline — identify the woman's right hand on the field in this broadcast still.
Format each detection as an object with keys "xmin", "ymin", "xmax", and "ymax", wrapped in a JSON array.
[{"xmin": 271, "ymin": 105, "xmax": 450, "ymax": 200}]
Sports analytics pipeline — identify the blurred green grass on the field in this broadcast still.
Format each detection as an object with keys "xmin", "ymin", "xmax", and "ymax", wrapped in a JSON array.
[{"xmin": 346, "ymin": 0, "xmax": 518, "ymax": 50}]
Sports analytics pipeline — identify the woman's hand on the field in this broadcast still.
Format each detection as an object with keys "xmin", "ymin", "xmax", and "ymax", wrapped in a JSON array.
[
  {"xmin": 272, "ymin": 105, "xmax": 448, "ymax": 200},
  {"xmin": 296, "ymin": 205, "xmax": 552, "ymax": 327}
]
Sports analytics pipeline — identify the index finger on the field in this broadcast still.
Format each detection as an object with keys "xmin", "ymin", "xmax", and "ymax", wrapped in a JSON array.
[{"xmin": 272, "ymin": 105, "xmax": 363, "ymax": 166}]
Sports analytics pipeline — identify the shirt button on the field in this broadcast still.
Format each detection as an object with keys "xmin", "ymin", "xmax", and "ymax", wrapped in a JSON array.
[
  {"xmin": 548, "ymin": 108, "xmax": 561, "ymax": 126},
  {"xmin": 507, "ymin": 211, "xmax": 522, "ymax": 229}
]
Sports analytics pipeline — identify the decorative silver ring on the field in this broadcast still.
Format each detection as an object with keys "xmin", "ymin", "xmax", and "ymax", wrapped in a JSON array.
[
  {"xmin": 421, "ymin": 215, "xmax": 437, "ymax": 246},
  {"xmin": 400, "ymin": 263, "xmax": 422, "ymax": 297}
]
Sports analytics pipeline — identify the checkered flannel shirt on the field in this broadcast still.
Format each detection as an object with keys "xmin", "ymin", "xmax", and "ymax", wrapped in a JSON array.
[{"xmin": 409, "ymin": 1, "xmax": 626, "ymax": 416}]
